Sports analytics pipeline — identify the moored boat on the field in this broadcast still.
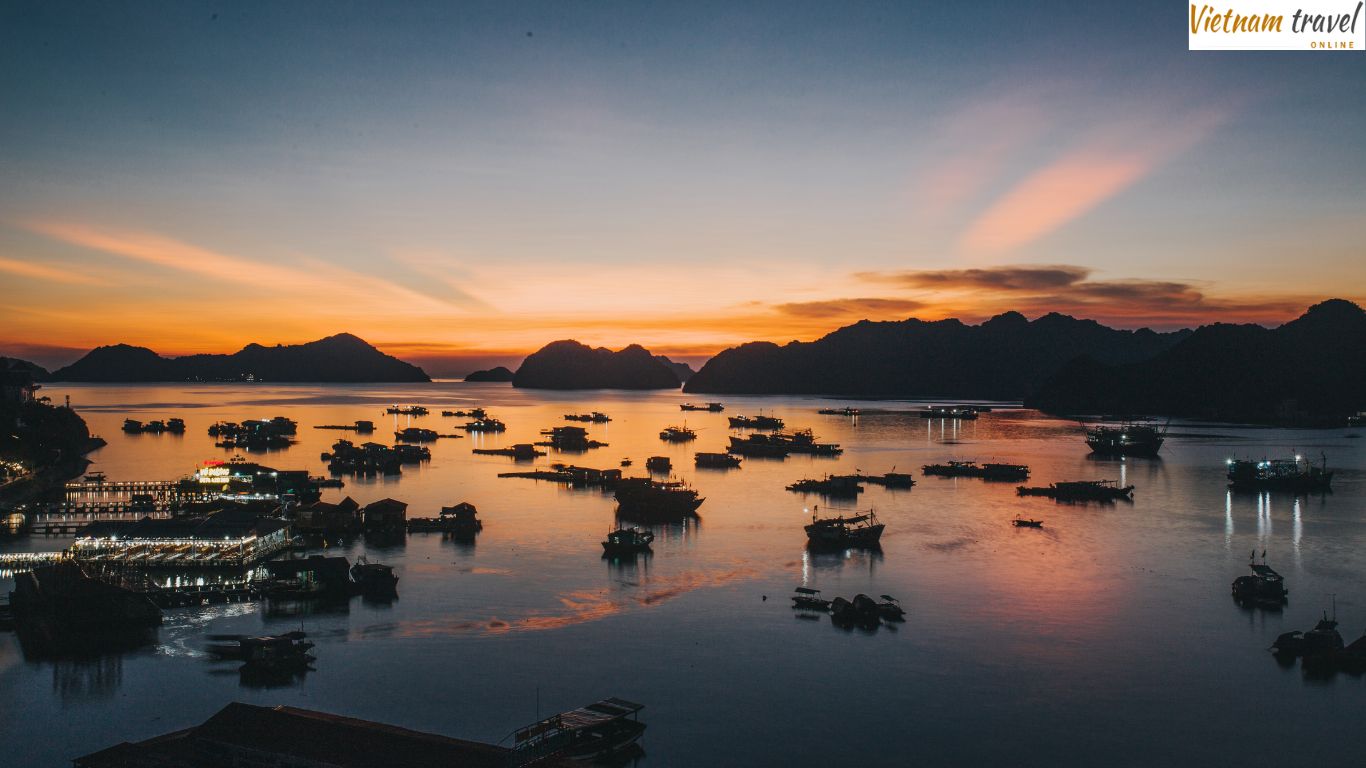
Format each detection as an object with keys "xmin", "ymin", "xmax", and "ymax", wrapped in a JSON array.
[
  {"xmin": 728, "ymin": 413, "xmax": 784, "ymax": 430},
  {"xmin": 804, "ymin": 508, "xmax": 884, "ymax": 549},
  {"xmin": 1011, "ymin": 517, "xmax": 1044, "ymax": 528},
  {"xmin": 1227, "ymin": 454, "xmax": 1332, "ymax": 493},
  {"xmin": 1085, "ymin": 421, "xmax": 1165, "ymax": 456},
  {"xmin": 512, "ymin": 698, "xmax": 646, "ymax": 762},
  {"xmin": 694, "ymin": 451, "xmax": 741, "ymax": 468},
  {"xmin": 602, "ymin": 526, "xmax": 654, "ymax": 555},
  {"xmin": 923, "ymin": 460, "xmax": 1029, "ymax": 481},
  {"xmin": 680, "ymin": 402, "xmax": 724, "ymax": 412},
  {"xmin": 1016, "ymin": 480, "xmax": 1134, "ymax": 502},
  {"xmin": 791, "ymin": 586, "xmax": 830, "ymax": 611},
  {"xmin": 1232, "ymin": 562, "xmax": 1287, "ymax": 606},
  {"xmin": 614, "ymin": 478, "xmax": 703, "ymax": 521},
  {"xmin": 659, "ymin": 425, "xmax": 697, "ymax": 442},
  {"xmin": 786, "ymin": 475, "xmax": 864, "ymax": 497}
]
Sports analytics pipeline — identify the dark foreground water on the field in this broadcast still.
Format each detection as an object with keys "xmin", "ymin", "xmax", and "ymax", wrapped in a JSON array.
[{"xmin": 2, "ymin": 383, "xmax": 1364, "ymax": 767}]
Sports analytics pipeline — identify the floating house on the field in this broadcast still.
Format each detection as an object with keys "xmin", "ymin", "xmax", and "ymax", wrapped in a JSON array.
[{"xmin": 69, "ymin": 506, "xmax": 291, "ymax": 568}]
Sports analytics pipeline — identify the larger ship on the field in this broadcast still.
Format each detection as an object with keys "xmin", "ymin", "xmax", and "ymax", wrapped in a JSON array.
[
  {"xmin": 1227, "ymin": 454, "xmax": 1333, "ymax": 493},
  {"xmin": 1084, "ymin": 421, "xmax": 1166, "ymax": 457}
]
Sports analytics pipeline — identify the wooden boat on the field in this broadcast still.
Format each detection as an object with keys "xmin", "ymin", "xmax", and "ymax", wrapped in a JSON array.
[
  {"xmin": 694, "ymin": 452, "xmax": 741, "ymax": 468},
  {"xmin": 919, "ymin": 406, "xmax": 978, "ymax": 420},
  {"xmin": 565, "ymin": 411, "xmax": 611, "ymax": 423},
  {"xmin": 463, "ymin": 418, "xmax": 507, "ymax": 433},
  {"xmin": 791, "ymin": 586, "xmax": 830, "ymax": 611},
  {"xmin": 472, "ymin": 443, "xmax": 543, "ymax": 459},
  {"xmin": 1085, "ymin": 421, "xmax": 1165, "ymax": 456},
  {"xmin": 659, "ymin": 425, "xmax": 697, "ymax": 442},
  {"xmin": 385, "ymin": 405, "xmax": 429, "ymax": 416},
  {"xmin": 1227, "ymin": 455, "xmax": 1332, "ymax": 493},
  {"xmin": 1232, "ymin": 562, "xmax": 1287, "ymax": 606},
  {"xmin": 1016, "ymin": 480, "xmax": 1134, "ymax": 502},
  {"xmin": 804, "ymin": 508, "xmax": 883, "ymax": 549},
  {"xmin": 680, "ymin": 402, "xmax": 724, "ymax": 412},
  {"xmin": 877, "ymin": 594, "xmax": 906, "ymax": 621},
  {"xmin": 614, "ymin": 478, "xmax": 703, "ymax": 521},
  {"xmin": 207, "ymin": 631, "xmax": 313, "ymax": 662},
  {"xmin": 395, "ymin": 427, "xmax": 440, "ymax": 442},
  {"xmin": 602, "ymin": 526, "xmax": 654, "ymax": 555},
  {"xmin": 728, "ymin": 414, "xmax": 784, "ymax": 430},
  {"xmin": 349, "ymin": 557, "xmax": 399, "ymax": 594},
  {"xmin": 853, "ymin": 471, "xmax": 916, "ymax": 488},
  {"xmin": 512, "ymin": 698, "xmax": 646, "ymax": 762},
  {"xmin": 923, "ymin": 461, "xmax": 1029, "ymax": 481},
  {"xmin": 645, "ymin": 456, "xmax": 672, "ymax": 472},
  {"xmin": 1012, "ymin": 517, "xmax": 1044, "ymax": 528},
  {"xmin": 786, "ymin": 475, "xmax": 864, "ymax": 497}
]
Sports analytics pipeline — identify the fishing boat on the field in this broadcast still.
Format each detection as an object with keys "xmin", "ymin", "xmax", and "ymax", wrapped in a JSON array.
[
  {"xmin": 817, "ymin": 407, "xmax": 860, "ymax": 416},
  {"xmin": 876, "ymin": 594, "xmax": 906, "ymax": 621},
  {"xmin": 726, "ymin": 434, "xmax": 791, "ymax": 458},
  {"xmin": 923, "ymin": 460, "xmax": 1030, "ymax": 481},
  {"xmin": 1272, "ymin": 611, "xmax": 1345, "ymax": 660},
  {"xmin": 602, "ymin": 526, "xmax": 654, "ymax": 555},
  {"xmin": 395, "ymin": 427, "xmax": 440, "ymax": 442},
  {"xmin": 386, "ymin": 405, "xmax": 429, "ymax": 416},
  {"xmin": 614, "ymin": 478, "xmax": 703, "ymax": 521},
  {"xmin": 680, "ymin": 402, "xmax": 724, "ymax": 412},
  {"xmin": 1016, "ymin": 480, "xmax": 1134, "ymax": 502},
  {"xmin": 919, "ymin": 406, "xmax": 978, "ymax": 420},
  {"xmin": 1227, "ymin": 455, "xmax": 1332, "ymax": 493},
  {"xmin": 442, "ymin": 407, "xmax": 487, "ymax": 419},
  {"xmin": 512, "ymin": 698, "xmax": 646, "ymax": 762},
  {"xmin": 206, "ymin": 631, "xmax": 313, "ymax": 662},
  {"xmin": 1231, "ymin": 562, "xmax": 1287, "ymax": 606},
  {"xmin": 853, "ymin": 471, "xmax": 916, "ymax": 489},
  {"xmin": 659, "ymin": 425, "xmax": 697, "ymax": 442},
  {"xmin": 1084, "ymin": 421, "xmax": 1165, "ymax": 456},
  {"xmin": 1012, "ymin": 517, "xmax": 1044, "ymax": 528},
  {"xmin": 537, "ymin": 426, "xmax": 607, "ymax": 451},
  {"xmin": 645, "ymin": 456, "xmax": 672, "ymax": 473},
  {"xmin": 694, "ymin": 452, "xmax": 741, "ymax": 468},
  {"xmin": 791, "ymin": 586, "xmax": 830, "ymax": 611},
  {"xmin": 407, "ymin": 502, "xmax": 482, "ymax": 535},
  {"xmin": 728, "ymin": 414, "xmax": 784, "ymax": 430},
  {"xmin": 565, "ymin": 411, "xmax": 612, "ymax": 423},
  {"xmin": 463, "ymin": 418, "xmax": 507, "ymax": 433},
  {"xmin": 804, "ymin": 508, "xmax": 884, "ymax": 549},
  {"xmin": 473, "ymin": 443, "xmax": 544, "ymax": 460},
  {"xmin": 349, "ymin": 557, "xmax": 399, "ymax": 594},
  {"xmin": 786, "ymin": 475, "xmax": 864, "ymax": 497}
]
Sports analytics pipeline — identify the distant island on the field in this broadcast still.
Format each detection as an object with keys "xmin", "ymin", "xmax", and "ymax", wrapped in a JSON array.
[
  {"xmin": 512, "ymin": 340, "xmax": 690, "ymax": 390},
  {"xmin": 464, "ymin": 366, "xmax": 515, "ymax": 382},
  {"xmin": 1026, "ymin": 299, "xmax": 1366, "ymax": 425},
  {"xmin": 685, "ymin": 310, "xmax": 1186, "ymax": 399},
  {"xmin": 51, "ymin": 333, "xmax": 430, "ymax": 383}
]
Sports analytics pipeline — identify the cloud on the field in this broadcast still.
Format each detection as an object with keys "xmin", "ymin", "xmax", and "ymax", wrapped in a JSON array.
[
  {"xmin": 960, "ymin": 150, "xmax": 1152, "ymax": 251},
  {"xmin": 0, "ymin": 255, "xmax": 102, "ymax": 285},
  {"xmin": 772, "ymin": 297, "xmax": 924, "ymax": 319},
  {"xmin": 860, "ymin": 265, "xmax": 1089, "ymax": 292},
  {"xmin": 850, "ymin": 264, "xmax": 1331, "ymax": 329}
]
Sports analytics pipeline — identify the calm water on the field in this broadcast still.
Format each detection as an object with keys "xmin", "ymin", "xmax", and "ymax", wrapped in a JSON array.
[{"xmin": 3, "ymin": 383, "xmax": 1365, "ymax": 767}]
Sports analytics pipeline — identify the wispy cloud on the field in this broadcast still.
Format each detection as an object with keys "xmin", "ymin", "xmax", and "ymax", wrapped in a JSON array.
[
  {"xmin": 773, "ymin": 297, "xmax": 923, "ymax": 319},
  {"xmin": 959, "ymin": 108, "xmax": 1228, "ymax": 252},
  {"xmin": 0, "ymin": 255, "xmax": 102, "ymax": 285},
  {"xmin": 860, "ymin": 265, "xmax": 1088, "ymax": 292}
]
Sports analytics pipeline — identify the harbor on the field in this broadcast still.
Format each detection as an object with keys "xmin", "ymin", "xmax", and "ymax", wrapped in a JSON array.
[{"xmin": 2, "ymin": 385, "xmax": 1366, "ymax": 767}]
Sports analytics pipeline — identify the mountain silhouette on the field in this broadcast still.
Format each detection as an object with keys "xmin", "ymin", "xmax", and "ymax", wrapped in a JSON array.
[
  {"xmin": 52, "ymin": 333, "xmax": 430, "ymax": 382},
  {"xmin": 1026, "ymin": 300, "xmax": 1366, "ymax": 423},
  {"xmin": 513, "ymin": 341, "xmax": 684, "ymax": 390},
  {"xmin": 464, "ymin": 366, "xmax": 515, "ymax": 382},
  {"xmin": 684, "ymin": 311, "xmax": 1187, "ymax": 398}
]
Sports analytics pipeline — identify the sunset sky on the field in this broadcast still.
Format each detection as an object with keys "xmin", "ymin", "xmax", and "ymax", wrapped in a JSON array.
[{"xmin": 2, "ymin": 2, "xmax": 1363, "ymax": 375}]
